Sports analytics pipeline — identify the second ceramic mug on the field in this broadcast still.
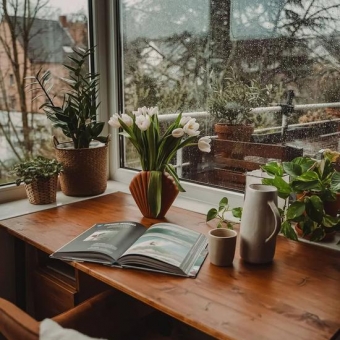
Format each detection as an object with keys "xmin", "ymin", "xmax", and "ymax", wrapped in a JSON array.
[{"xmin": 208, "ymin": 228, "xmax": 237, "ymax": 266}]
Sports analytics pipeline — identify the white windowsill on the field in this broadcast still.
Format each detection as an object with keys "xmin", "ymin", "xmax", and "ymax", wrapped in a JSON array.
[
  {"xmin": 0, "ymin": 180, "xmax": 218, "ymax": 221},
  {"xmin": 1, "ymin": 180, "xmax": 339, "ymax": 251}
]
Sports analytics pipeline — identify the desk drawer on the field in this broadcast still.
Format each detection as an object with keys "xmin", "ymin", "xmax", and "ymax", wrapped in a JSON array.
[{"xmin": 33, "ymin": 268, "xmax": 78, "ymax": 320}]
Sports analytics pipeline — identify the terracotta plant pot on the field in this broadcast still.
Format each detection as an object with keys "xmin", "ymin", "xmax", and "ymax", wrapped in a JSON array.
[
  {"xmin": 294, "ymin": 192, "xmax": 339, "ymax": 241},
  {"xmin": 129, "ymin": 171, "xmax": 179, "ymax": 218},
  {"xmin": 295, "ymin": 224, "xmax": 336, "ymax": 242}
]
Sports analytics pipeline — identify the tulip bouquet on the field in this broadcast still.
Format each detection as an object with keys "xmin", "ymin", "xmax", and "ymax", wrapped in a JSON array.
[{"xmin": 109, "ymin": 106, "xmax": 211, "ymax": 217}]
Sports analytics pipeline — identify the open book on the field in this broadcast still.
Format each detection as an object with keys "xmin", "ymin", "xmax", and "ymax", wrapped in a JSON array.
[{"xmin": 50, "ymin": 221, "xmax": 208, "ymax": 278}]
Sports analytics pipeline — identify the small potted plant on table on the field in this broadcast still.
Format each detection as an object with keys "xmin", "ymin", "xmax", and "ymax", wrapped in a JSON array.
[{"xmin": 11, "ymin": 156, "xmax": 63, "ymax": 205}]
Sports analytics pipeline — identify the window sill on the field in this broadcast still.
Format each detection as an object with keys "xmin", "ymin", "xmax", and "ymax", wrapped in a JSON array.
[
  {"xmin": 1, "ymin": 181, "xmax": 338, "ymax": 252},
  {"xmin": 0, "ymin": 180, "xmax": 222, "ymax": 221}
]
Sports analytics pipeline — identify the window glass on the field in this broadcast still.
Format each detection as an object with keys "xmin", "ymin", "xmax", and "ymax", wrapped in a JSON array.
[
  {"xmin": 120, "ymin": 0, "xmax": 340, "ymax": 192},
  {"xmin": 0, "ymin": 0, "xmax": 88, "ymax": 185}
]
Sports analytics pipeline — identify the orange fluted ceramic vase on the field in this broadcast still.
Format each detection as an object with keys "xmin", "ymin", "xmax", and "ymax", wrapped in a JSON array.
[{"xmin": 129, "ymin": 171, "xmax": 179, "ymax": 219}]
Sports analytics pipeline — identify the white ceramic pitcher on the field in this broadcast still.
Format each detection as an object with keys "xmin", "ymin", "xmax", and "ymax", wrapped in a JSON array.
[{"xmin": 240, "ymin": 184, "xmax": 281, "ymax": 264}]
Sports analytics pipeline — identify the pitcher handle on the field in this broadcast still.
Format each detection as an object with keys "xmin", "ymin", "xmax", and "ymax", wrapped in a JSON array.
[{"xmin": 265, "ymin": 200, "xmax": 281, "ymax": 243}]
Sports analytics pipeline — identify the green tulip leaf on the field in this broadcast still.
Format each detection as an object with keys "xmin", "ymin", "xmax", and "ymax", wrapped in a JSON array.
[{"xmin": 148, "ymin": 171, "xmax": 162, "ymax": 218}]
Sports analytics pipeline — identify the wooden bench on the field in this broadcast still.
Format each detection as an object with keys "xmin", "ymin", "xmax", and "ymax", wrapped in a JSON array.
[{"xmin": 194, "ymin": 139, "xmax": 303, "ymax": 191}]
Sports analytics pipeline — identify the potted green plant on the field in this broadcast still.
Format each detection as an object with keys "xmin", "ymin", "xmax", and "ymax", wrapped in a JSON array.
[
  {"xmin": 261, "ymin": 155, "xmax": 340, "ymax": 242},
  {"xmin": 208, "ymin": 69, "xmax": 275, "ymax": 141},
  {"xmin": 28, "ymin": 47, "xmax": 110, "ymax": 197},
  {"xmin": 11, "ymin": 156, "xmax": 63, "ymax": 205}
]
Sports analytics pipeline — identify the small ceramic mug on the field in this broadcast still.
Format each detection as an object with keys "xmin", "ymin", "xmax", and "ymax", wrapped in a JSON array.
[{"xmin": 208, "ymin": 228, "xmax": 237, "ymax": 266}]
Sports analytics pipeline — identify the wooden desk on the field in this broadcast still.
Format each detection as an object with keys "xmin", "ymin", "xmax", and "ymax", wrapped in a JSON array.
[{"xmin": 1, "ymin": 192, "xmax": 340, "ymax": 340}]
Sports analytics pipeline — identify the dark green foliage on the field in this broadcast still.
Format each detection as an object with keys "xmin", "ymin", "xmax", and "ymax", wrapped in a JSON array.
[
  {"xmin": 261, "ymin": 156, "xmax": 340, "ymax": 241},
  {"xmin": 29, "ymin": 47, "xmax": 108, "ymax": 149},
  {"xmin": 11, "ymin": 156, "xmax": 63, "ymax": 185}
]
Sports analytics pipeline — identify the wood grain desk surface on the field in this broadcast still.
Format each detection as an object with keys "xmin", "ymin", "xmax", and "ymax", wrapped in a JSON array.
[{"xmin": 1, "ymin": 192, "xmax": 340, "ymax": 340}]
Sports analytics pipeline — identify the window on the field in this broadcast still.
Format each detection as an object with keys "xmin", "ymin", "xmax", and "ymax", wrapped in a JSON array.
[
  {"xmin": 2, "ymin": 0, "xmax": 340, "ymax": 209},
  {"xmin": 0, "ymin": 0, "xmax": 89, "ymax": 186},
  {"xmin": 117, "ymin": 0, "xmax": 340, "ymax": 197}
]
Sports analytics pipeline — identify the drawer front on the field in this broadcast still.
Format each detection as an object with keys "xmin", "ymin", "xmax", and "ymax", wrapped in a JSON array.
[{"xmin": 33, "ymin": 269, "xmax": 78, "ymax": 320}]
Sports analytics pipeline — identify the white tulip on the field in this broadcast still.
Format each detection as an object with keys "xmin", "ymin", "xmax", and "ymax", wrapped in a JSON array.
[
  {"xmin": 141, "ymin": 106, "xmax": 148, "ymax": 115},
  {"xmin": 108, "ymin": 113, "xmax": 121, "ymax": 128},
  {"xmin": 133, "ymin": 108, "xmax": 144, "ymax": 116},
  {"xmin": 136, "ymin": 114, "xmax": 151, "ymax": 131},
  {"xmin": 121, "ymin": 113, "xmax": 133, "ymax": 127},
  {"xmin": 180, "ymin": 116, "xmax": 191, "ymax": 126},
  {"xmin": 198, "ymin": 136, "xmax": 211, "ymax": 153},
  {"xmin": 172, "ymin": 128, "xmax": 184, "ymax": 138},
  {"xmin": 183, "ymin": 118, "xmax": 200, "ymax": 136},
  {"xmin": 147, "ymin": 107, "xmax": 158, "ymax": 117}
]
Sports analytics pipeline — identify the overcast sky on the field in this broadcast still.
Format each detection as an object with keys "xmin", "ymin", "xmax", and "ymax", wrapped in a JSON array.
[{"xmin": 45, "ymin": 0, "xmax": 87, "ymax": 17}]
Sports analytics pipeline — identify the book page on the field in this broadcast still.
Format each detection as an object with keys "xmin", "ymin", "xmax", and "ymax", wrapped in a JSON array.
[
  {"xmin": 51, "ymin": 221, "xmax": 146, "ymax": 263},
  {"xmin": 119, "ymin": 223, "xmax": 203, "ymax": 268}
]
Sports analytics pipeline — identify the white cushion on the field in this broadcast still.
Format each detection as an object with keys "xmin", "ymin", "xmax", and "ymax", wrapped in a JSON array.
[{"xmin": 40, "ymin": 319, "xmax": 106, "ymax": 340}]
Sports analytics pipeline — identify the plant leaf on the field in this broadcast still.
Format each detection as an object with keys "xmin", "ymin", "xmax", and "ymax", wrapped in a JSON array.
[
  {"xmin": 206, "ymin": 208, "xmax": 218, "ymax": 222},
  {"xmin": 148, "ymin": 171, "xmax": 162, "ymax": 218}
]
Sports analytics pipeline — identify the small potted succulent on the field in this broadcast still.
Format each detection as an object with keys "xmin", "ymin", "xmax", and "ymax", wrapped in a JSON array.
[
  {"xmin": 11, "ymin": 156, "xmax": 63, "ymax": 205},
  {"xmin": 208, "ymin": 69, "xmax": 275, "ymax": 141},
  {"xmin": 261, "ymin": 155, "xmax": 340, "ymax": 241}
]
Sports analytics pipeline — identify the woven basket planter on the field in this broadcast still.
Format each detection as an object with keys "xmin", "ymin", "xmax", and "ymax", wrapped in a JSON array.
[
  {"xmin": 54, "ymin": 138, "xmax": 108, "ymax": 197},
  {"xmin": 25, "ymin": 175, "xmax": 58, "ymax": 205}
]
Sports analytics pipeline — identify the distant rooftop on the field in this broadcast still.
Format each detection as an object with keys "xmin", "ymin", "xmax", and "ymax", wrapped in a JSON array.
[{"xmin": 8, "ymin": 16, "xmax": 74, "ymax": 64}]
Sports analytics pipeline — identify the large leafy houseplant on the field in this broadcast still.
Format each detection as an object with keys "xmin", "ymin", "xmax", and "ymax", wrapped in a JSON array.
[
  {"xmin": 109, "ymin": 106, "xmax": 211, "ymax": 217},
  {"xmin": 29, "ymin": 47, "xmax": 109, "ymax": 149},
  {"xmin": 261, "ymin": 156, "xmax": 340, "ymax": 241},
  {"xmin": 28, "ymin": 47, "xmax": 110, "ymax": 197}
]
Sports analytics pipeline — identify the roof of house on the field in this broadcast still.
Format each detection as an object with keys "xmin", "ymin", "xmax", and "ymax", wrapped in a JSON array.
[{"xmin": 8, "ymin": 16, "xmax": 74, "ymax": 64}]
